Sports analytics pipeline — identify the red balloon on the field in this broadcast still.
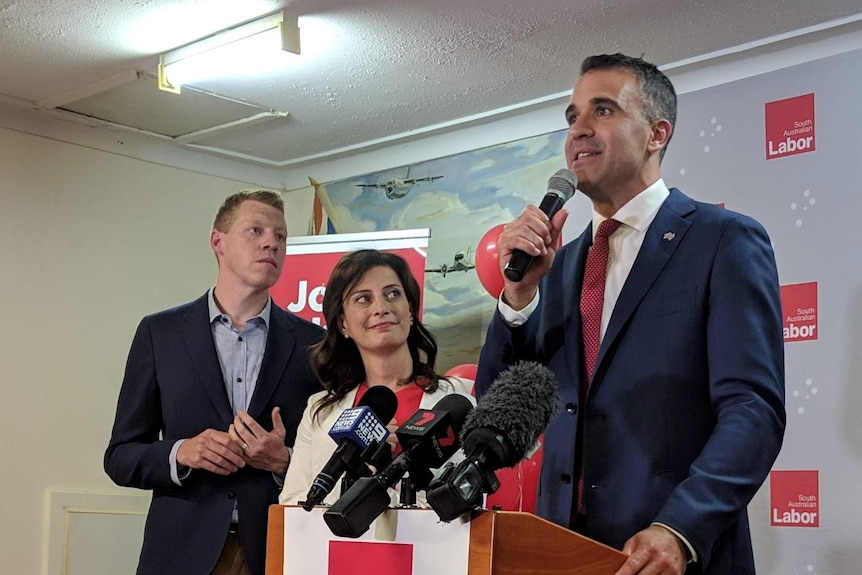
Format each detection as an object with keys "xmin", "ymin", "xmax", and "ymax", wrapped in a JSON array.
[
  {"xmin": 444, "ymin": 363, "xmax": 478, "ymax": 381},
  {"xmin": 475, "ymin": 223, "xmax": 506, "ymax": 298}
]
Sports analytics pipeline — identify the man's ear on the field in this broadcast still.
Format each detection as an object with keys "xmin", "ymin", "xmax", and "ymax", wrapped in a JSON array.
[
  {"xmin": 210, "ymin": 229, "xmax": 223, "ymax": 256},
  {"xmin": 648, "ymin": 118, "xmax": 673, "ymax": 154}
]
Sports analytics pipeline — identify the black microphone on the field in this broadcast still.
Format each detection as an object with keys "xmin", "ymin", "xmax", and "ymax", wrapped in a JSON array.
[
  {"xmin": 426, "ymin": 362, "xmax": 560, "ymax": 522},
  {"xmin": 503, "ymin": 169, "xmax": 578, "ymax": 282},
  {"xmin": 322, "ymin": 393, "xmax": 474, "ymax": 538},
  {"xmin": 301, "ymin": 386, "xmax": 398, "ymax": 511},
  {"xmin": 380, "ymin": 393, "xmax": 474, "ymax": 491}
]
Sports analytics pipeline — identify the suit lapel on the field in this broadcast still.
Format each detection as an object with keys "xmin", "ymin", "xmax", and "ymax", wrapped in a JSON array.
[
  {"xmin": 247, "ymin": 303, "xmax": 296, "ymax": 419},
  {"xmin": 591, "ymin": 189, "xmax": 694, "ymax": 393},
  {"xmin": 562, "ymin": 224, "xmax": 592, "ymax": 386},
  {"xmin": 182, "ymin": 294, "xmax": 234, "ymax": 425}
]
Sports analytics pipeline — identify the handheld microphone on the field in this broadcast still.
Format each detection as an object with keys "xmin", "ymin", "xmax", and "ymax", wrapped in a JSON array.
[
  {"xmin": 427, "ymin": 362, "xmax": 560, "ymax": 522},
  {"xmin": 301, "ymin": 386, "xmax": 397, "ymax": 511},
  {"xmin": 322, "ymin": 393, "xmax": 474, "ymax": 538},
  {"xmin": 503, "ymin": 169, "xmax": 577, "ymax": 282}
]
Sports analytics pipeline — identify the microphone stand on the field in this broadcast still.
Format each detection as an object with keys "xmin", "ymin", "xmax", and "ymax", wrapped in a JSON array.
[{"xmin": 398, "ymin": 473, "xmax": 417, "ymax": 507}]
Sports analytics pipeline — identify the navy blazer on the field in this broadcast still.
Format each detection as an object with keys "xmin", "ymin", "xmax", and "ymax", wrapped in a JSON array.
[
  {"xmin": 105, "ymin": 293, "xmax": 324, "ymax": 575},
  {"xmin": 476, "ymin": 189, "xmax": 785, "ymax": 574}
]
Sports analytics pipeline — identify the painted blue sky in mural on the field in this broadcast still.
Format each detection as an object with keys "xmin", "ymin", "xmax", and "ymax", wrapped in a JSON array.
[{"xmin": 330, "ymin": 130, "xmax": 567, "ymax": 231}]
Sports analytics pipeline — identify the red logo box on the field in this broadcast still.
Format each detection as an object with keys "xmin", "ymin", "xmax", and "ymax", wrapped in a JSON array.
[
  {"xmin": 780, "ymin": 282, "xmax": 818, "ymax": 342},
  {"xmin": 329, "ymin": 540, "xmax": 413, "ymax": 575},
  {"xmin": 770, "ymin": 470, "xmax": 819, "ymax": 527},
  {"xmin": 765, "ymin": 93, "xmax": 815, "ymax": 160}
]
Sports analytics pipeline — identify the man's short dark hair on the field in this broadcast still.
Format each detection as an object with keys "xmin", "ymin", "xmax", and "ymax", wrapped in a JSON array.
[{"xmin": 581, "ymin": 53, "xmax": 677, "ymax": 159}]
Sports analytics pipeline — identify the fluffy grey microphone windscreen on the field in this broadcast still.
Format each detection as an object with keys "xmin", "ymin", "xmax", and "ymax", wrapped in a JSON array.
[{"xmin": 461, "ymin": 361, "xmax": 560, "ymax": 466}]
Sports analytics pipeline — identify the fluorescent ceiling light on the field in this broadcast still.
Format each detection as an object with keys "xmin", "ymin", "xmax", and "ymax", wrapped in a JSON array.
[{"xmin": 158, "ymin": 9, "xmax": 300, "ymax": 94}]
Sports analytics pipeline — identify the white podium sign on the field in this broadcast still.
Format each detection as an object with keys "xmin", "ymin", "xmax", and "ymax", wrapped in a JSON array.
[{"xmin": 282, "ymin": 506, "xmax": 470, "ymax": 575}]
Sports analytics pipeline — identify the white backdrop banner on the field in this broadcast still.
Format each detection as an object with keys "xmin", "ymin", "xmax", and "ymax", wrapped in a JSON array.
[{"xmin": 661, "ymin": 47, "xmax": 862, "ymax": 575}]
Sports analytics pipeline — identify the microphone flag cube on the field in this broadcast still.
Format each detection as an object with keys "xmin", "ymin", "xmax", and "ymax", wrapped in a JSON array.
[{"xmin": 329, "ymin": 406, "xmax": 389, "ymax": 449}]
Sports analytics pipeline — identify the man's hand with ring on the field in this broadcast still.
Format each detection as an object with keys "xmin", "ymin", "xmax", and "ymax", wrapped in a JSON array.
[
  {"xmin": 229, "ymin": 408, "xmax": 290, "ymax": 475},
  {"xmin": 177, "ymin": 428, "xmax": 245, "ymax": 476}
]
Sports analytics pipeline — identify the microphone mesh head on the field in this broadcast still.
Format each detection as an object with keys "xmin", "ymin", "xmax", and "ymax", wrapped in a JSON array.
[
  {"xmin": 548, "ymin": 168, "xmax": 577, "ymax": 200},
  {"xmin": 431, "ymin": 393, "xmax": 474, "ymax": 437},
  {"xmin": 358, "ymin": 385, "xmax": 398, "ymax": 422}
]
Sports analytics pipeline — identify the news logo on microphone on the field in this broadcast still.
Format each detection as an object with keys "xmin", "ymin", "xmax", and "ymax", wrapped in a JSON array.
[
  {"xmin": 396, "ymin": 408, "xmax": 458, "ymax": 466},
  {"xmin": 330, "ymin": 406, "xmax": 389, "ymax": 448}
]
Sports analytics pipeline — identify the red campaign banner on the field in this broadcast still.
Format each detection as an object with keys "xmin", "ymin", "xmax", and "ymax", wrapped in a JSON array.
[
  {"xmin": 770, "ymin": 470, "xmax": 819, "ymax": 527},
  {"xmin": 328, "ymin": 540, "xmax": 413, "ymax": 575},
  {"xmin": 270, "ymin": 230, "xmax": 430, "ymax": 328}
]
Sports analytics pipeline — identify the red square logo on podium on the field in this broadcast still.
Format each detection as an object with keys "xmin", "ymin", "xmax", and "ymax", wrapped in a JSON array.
[
  {"xmin": 770, "ymin": 470, "xmax": 819, "ymax": 527},
  {"xmin": 329, "ymin": 540, "xmax": 413, "ymax": 575},
  {"xmin": 765, "ymin": 93, "xmax": 815, "ymax": 160}
]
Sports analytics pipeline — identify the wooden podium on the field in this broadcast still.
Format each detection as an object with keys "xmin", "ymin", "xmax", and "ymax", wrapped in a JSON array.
[{"xmin": 266, "ymin": 505, "xmax": 627, "ymax": 575}]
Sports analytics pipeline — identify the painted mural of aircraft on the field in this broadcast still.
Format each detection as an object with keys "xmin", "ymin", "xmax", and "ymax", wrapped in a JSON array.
[
  {"xmin": 355, "ymin": 174, "xmax": 443, "ymax": 199},
  {"xmin": 426, "ymin": 248, "xmax": 475, "ymax": 278}
]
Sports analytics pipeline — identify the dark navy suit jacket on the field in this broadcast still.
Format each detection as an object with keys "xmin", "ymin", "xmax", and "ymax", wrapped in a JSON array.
[
  {"xmin": 105, "ymin": 293, "xmax": 323, "ymax": 575},
  {"xmin": 476, "ymin": 189, "xmax": 785, "ymax": 574}
]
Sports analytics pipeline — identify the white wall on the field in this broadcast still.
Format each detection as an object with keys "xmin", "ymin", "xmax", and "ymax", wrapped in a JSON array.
[{"xmin": 0, "ymin": 128, "xmax": 311, "ymax": 575}]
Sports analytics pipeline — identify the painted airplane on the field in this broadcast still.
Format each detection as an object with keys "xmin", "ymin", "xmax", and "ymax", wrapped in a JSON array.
[
  {"xmin": 355, "ymin": 174, "xmax": 443, "ymax": 199},
  {"xmin": 426, "ymin": 249, "xmax": 475, "ymax": 278}
]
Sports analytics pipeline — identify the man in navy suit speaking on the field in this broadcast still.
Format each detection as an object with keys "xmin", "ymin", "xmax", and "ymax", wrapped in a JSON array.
[
  {"xmin": 105, "ymin": 190, "xmax": 323, "ymax": 575},
  {"xmin": 476, "ymin": 54, "xmax": 785, "ymax": 575}
]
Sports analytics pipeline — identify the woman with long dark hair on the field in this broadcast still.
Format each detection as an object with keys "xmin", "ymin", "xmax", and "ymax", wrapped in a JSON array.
[{"xmin": 280, "ymin": 249, "xmax": 473, "ymax": 506}]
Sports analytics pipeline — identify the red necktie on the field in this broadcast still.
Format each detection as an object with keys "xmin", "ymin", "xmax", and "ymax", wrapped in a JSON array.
[
  {"xmin": 580, "ymin": 218, "xmax": 622, "ymax": 381},
  {"xmin": 576, "ymin": 217, "xmax": 621, "ymax": 515}
]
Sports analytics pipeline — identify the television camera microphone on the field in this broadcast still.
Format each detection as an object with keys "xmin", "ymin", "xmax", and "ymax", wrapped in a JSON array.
[{"xmin": 427, "ymin": 362, "xmax": 560, "ymax": 522}]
